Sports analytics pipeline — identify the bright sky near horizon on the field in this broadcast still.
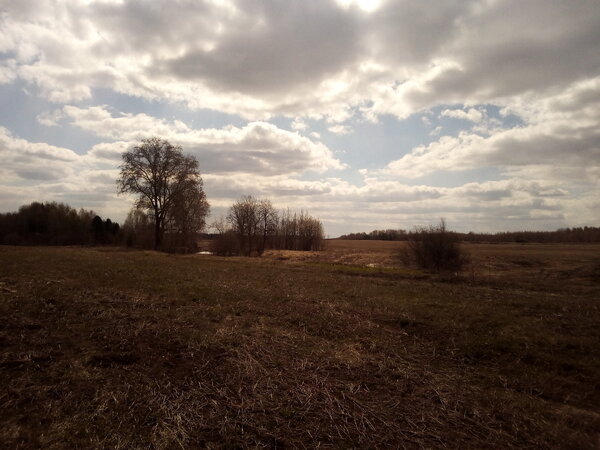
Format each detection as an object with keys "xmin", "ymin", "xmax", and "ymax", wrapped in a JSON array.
[{"xmin": 0, "ymin": 0, "xmax": 599, "ymax": 236}]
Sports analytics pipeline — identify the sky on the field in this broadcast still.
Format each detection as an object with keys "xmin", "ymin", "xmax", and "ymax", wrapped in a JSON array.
[{"xmin": 0, "ymin": 0, "xmax": 599, "ymax": 237}]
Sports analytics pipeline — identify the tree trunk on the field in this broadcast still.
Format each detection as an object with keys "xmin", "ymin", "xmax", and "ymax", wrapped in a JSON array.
[{"xmin": 154, "ymin": 212, "xmax": 161, "ymax": 250}]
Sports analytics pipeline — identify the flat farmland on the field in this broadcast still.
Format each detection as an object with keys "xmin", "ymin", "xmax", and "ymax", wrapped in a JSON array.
[
  {"xmin": 265, "ymin": 240, "xmax": 600, "ymax": 293},
  {"xmin": 1, "ymin": 244, "xmax": 599, "ymax": 448}
]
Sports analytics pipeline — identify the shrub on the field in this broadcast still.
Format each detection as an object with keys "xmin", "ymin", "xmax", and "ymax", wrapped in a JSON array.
[
  {"xmin": 405, "ymin": 219, "xmax": 466, "ymax": 273},
  {"xmin": 209, "ymin": 230, "xmax": 240, "ymax": 256}
]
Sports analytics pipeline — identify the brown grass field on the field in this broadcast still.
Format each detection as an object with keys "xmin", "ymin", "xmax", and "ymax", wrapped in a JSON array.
[{"xmin": 1, "ymin": 241, "xmax": 599, "ymax": 448}]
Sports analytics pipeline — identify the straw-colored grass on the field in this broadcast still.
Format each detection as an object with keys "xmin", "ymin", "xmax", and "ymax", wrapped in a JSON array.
[{"xmin": 1, "ymin": 244, "xmax": 599, "ymax": 448}]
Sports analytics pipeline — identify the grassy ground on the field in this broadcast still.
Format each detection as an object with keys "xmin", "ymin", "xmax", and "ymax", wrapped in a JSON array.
[{"xmin": 1, "ymin": 244, "xmax": 599, "ymax": 448}]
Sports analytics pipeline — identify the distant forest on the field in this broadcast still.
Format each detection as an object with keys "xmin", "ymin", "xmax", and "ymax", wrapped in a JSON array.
[
  {"xmin": 0, "ymin": 202, "xmax": 120, "ymax": 246},
  {"xmin": 2, "ymin": 202, "xmax": 599, "ymax": 249},
  {"xmin": 0, "ymin": 200, "xmax": 325, "ymax": 255},
  {"xmin": 338, "ymin": 227, "xmax": 600, "ymax": 243}
]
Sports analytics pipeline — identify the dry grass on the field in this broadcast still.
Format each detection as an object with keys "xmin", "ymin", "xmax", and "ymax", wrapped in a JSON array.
[{"xmin": 1, "ymin": 244, "xmax": 599, "ymax": 448}]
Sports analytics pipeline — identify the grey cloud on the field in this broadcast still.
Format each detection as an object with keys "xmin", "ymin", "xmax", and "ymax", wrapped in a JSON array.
[
  {"xmin": 412, "ymin": 0, "xmax": 600, "ymax": 106},
  {"xmin": 3, "ymin": 0, "xmax": 600, "ymax": 122},
  {"xmin": 89, "ymin": 0, "xmax": 218, "ymax": 55},
  {"xmin": 0, "ymin": 127, "xmax": 79, "ymax": 181},
  {"xmin": 370, "ymin": 0, "xmax": 473, "ymax": 65},
  {"xmin": 165, "ymin": 0, "xmax": 362, "ymax": 96},
  {"xmin": 14, "ymin": 168, "xmax": 67, "ymax": 181},
  {"xmin": 87, "ymin": 172, "xmax": 117, "ymax": 185}
]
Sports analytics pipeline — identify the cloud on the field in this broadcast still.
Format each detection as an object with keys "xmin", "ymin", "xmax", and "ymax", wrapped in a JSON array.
[
  {"xmin": 378, "ymin": 78, "xmax": 600, "ymax": 185},
  {"xmin": 0, "ymin": 128, "xmax": 132, "ymax": 217},
  {"xmin": 429, "ymin": 126, "xmax": 442, "ymax": 136},
  {"xmin": 440, "ymin": 108, "xmax": 483, "ymax": 123},
  {"xmin": 0, "ymin": 127, "xmax": 79, "ymax": 182},
  {"xmin": 60, "ymin": 105, "xmax": 345, "ymax": 175},
  {"xmin": 1, "ymin": 0, "xmax": 597, "ymax": 123},
  {"xmin": 163, "ymin": 0, "xmax": 362, "ymax": 98},
  {"xmin": 328, "ymin": 124, "xmax": 351, "ymax": 135},
  {"xmin": 291, "ymin": 119, "xmax": 308, "ymax": 131},
  {"xmin": 37, "ymin": 109, "xmax": 66, "ymax": 126},
  {"xmin": 1, "ymin": 1, "xmax": 599, "ymax": 234},
  {"xmin": 0, "ymin": 127, "xmax": 596, "ymax": 236}
]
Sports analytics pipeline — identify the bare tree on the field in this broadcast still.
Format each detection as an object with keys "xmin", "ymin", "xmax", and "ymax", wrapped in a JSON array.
[
  {"xmin": 219, "ymin": 196, "xmax": 325, "ymax": 256},
  {"xmin": 227, "ymin": 195, "xmax": 260, "ymax": 255},
  {"xmin": 257, "ymin": 199, "xmax": 278, "ymax": 254},
  {"xmin": 278, "ymin": 208, "xmax": 297, "ymax": 250},
  {"xmin": 117, "ymin": 137, "xmax": 209, "ymax": 250},
  {"xmin": 164, "ymin": 177, "xmax": 209, "ymax": 252},
  {"xmin": 297, "ymin": 211, "xmax": 325, "ymax": 251}
]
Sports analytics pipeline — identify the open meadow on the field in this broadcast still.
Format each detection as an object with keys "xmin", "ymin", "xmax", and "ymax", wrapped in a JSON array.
[{"xmin": 1, "ymin": 242, "xmax": 599, "ymax": 448}]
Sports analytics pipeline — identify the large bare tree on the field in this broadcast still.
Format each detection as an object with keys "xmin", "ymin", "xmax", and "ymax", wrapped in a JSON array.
[{"xmin": 117, "ymin": 137, "xmax": 209, "ymax": 250}]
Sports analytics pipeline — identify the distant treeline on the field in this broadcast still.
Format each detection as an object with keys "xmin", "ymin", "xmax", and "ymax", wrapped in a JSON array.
[
  {"xmin": 0, "ymin": 202, "xmax": 120, "ymax": 246},
  {"xmin": 339, "ymin": 229, "xmax": 409, "ymax": 241},
  {"xmin": 338, "ymin": 227, "xmax": 600, "ymax": 243}
]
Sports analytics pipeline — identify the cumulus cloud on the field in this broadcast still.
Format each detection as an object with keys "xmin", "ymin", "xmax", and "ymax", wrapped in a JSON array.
[
  {"xmin": 60, "ymin": 105, "xmax": 345, "ymax": 175},
  {"xmin": 440, "ymin": 108, "xmax": 483, "ymax": 123},
  {"xmin": 328, "ymin": 124, "xmax": 351, "ymax": 135},
  {"xmin": 1, "ymin": 0, "xmax": 596, "ymax": 122},
  {"xmin": 1, "ymin": 126, "xmax": 596, "ymax": 235},
  {"xmin": 379, "ymin": 78, "xmax": 600, "ymax": 187},
  {"xmin": 1, "ymin": 1, "xmax": 599, "ymax": 234},
  {"xmin": 0, "ymin": 127, "xmax": 79, "ymax": 181},
  {"xmin": 291, "ymin": 119, "xmax": 308, "ymax": 131}
]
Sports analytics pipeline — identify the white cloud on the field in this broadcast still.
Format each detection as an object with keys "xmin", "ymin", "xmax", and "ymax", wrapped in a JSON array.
[
  {"xmin": 291, "ymin": 118, "xmax": 308, "ymax": 131},
  {"xmin": 1, "ymin": 1, "xmax": 600, "ymax": 234},
  {"xmin": 328, "ymin": 124, "xmax": 351, "ymax": 135},
  {"xmin": 378, "ymin": 78, "xmax": 600, "ymax": 185},
  {"xmin": 37, "ymin": 109, "xmax": 65, "ymax": 126},
  {"xmin": 1, "ymin": 0, "xmax": 596, "ymax": 123},
  {"xmin": 440, "ymin": 108, "xmax": 483, "ymax": 123},
  {"xmin": 60, "ymin": 105, "xmax": 345, "ymax": 175},
  {"xmin": 0, "ymin": 126, "xmax": 596, "ymax": 236},
  {"xmin": 0, "ymin": 127, "xmax": 79, "ymax": 182},
  {"xmin": 429, "ymin": 126, "xmax": 442, "ymax": 136}
]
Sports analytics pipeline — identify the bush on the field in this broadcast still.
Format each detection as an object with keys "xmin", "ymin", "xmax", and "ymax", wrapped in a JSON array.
[
  {"xmin": 405, "ymin": 220, "xmax": 466, "ymax": 273},
  {"xmin": 209, "ymin": 230, "xmax": 240, "ymax": 256}
]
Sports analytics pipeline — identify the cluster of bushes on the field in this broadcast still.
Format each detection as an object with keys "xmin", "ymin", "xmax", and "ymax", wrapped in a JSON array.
[
  {"xmin": 119, "ymin": 206, "xmax": 207, "ymax": 253},
  {"xmin": 0, "ymin": 202, "xmax": 120, "ymax": 246},
  {"xmin": 404, "ymin": 220, "xmax": 466, "ymax": 273},
  {"xmin": 211, "ymin": 196, "xmax": 325, "ymax": 256}
]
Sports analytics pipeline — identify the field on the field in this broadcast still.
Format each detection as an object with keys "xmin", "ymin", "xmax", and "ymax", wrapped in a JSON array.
[{"xmin": 1, "ymin": 242, "xmax": 599, "ymax": 448}]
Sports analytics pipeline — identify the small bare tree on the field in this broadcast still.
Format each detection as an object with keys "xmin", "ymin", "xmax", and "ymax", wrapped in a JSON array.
[{"xmin": 117, "ymin": 137, "xmax": 209, "ymax": 251}]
